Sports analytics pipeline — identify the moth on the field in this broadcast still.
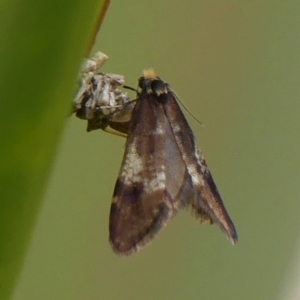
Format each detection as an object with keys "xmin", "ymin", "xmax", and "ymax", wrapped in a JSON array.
[
  {"xmin": 73, "ymin": 51, "xmax": 134, "ymax": 134},
  {"xmin": 110, "ymin": 69, "xmax": 238, "ymax": 256}
]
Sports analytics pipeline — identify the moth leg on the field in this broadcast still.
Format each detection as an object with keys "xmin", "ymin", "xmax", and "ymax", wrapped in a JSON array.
[{"xmin": 102, "ymin": 127, "xmax": 127, "ymax": 138}]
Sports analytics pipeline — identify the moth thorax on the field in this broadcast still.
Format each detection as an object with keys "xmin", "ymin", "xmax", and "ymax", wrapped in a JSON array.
[{"xmin": 138, "ymin": 69, "xmax": 156, "ymax": 89}]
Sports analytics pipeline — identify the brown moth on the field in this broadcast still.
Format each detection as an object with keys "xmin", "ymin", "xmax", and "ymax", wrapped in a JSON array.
[{"xmin": 109, "ymin": 69, "xmax": 237, "ymax": 256}]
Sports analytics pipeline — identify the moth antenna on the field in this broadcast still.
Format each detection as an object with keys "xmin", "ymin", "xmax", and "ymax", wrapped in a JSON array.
[
  {"xmin": 172, "ymin": 90, "xmax": 204, "ymax": 127},
  {"xmin": 123, "ymin": 85, "xmax": 138, "ymax": 93},
  {"xmin": 123, "ymin": 85, "xmax": 141, "ymax": 98}
]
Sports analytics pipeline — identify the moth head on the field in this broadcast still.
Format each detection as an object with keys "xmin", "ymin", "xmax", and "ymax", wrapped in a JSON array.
[
  {"xmin": 138, "ymin": 69, "xmax": 157, "ymax": 90},
  {"xmin": 138, "ymin": 69, "xmax": 169, "ymax": 98}
]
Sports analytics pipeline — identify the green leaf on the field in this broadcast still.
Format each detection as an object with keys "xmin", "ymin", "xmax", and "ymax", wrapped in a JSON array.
[{"xmin": 0, "ymin": 0, "xmax": 108, "ymax": 298}]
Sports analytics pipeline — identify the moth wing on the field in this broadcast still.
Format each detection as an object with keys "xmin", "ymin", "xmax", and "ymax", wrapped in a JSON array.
[
  {"xmin": 191, "ymin": 158, "xmax": 238, "ymax": 244},
  {"xmin": 109, "ymin": 93, "xmax": 194, "ymax": 256},
  {"xmin": 162, "ymin": 92, "xmax": 238, "ymax": 244}
]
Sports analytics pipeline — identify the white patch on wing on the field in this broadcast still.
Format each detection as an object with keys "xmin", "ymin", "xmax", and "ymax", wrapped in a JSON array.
[
  {"xmin": 120, "ymin": 139, "xmax": 144, "ymax": 185},
  {"xmin": 186, "ymin": 164, "xmax": 205, "ymax": 186},
  {"xmin": 172, "ymin": 124, "xmax": 181, "ymax": 133},
  {"xmin": 194, "ymin": 147, "xmax": 207, "ymax": 173},
  {"xmin": 144, "ymin": 170, "xmax": 166, "ymax": 193},
  {"xmin": 119, "ymin": 138, "xmax": 167, "ymax": 193},
  {"xmin": 155, "ymin": 125, "xmax": 164, "ymax": 135}
]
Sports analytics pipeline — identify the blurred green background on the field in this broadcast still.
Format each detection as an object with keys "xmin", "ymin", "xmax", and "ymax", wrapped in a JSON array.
[{"xmin": 11, "ymin": 1, "xmax": 300, "ymax": 299}]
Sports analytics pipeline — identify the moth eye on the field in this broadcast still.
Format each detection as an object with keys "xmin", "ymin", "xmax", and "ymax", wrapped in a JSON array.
[{"xmin": 138, "ymin": 77, "xmax": 146, "ymax": 89}]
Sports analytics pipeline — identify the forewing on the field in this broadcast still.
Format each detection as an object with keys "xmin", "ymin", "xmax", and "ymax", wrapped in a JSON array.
[
  {"xmin": 162, "ymin": 91, "xmax": 238, "ymax": 244},
  {"xmin": 109, "ymin": 92, "xmax": 194, "ymax": 256}
]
